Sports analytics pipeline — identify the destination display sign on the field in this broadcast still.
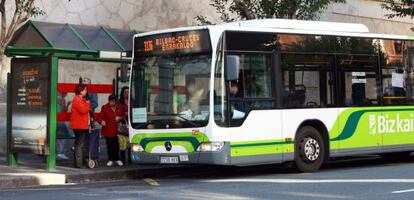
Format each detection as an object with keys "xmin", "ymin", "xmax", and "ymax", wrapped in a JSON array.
[
  {"xmin": 10, "ymin": 57, "xmax": 50, "ymax": 154},
  {"xmin": 135, "ymin": 30, "xmax": 211, "ymax": 56}
]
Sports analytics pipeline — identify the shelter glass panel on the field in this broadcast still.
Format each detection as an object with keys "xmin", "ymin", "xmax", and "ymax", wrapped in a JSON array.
[
  {"xmin": 74, "ymin": 25, "xmax": 122, "ymax": 51},
  {"xmin": 107, "ymin": 28, "xmax": 135, "ymax": 51},
  {"xmin": 9, "ymin": 23, "xmax": 49, "ymax": 47},
  {"xmin": 34, "ymin": 22, "xmax": 88, "ymax": 49}
]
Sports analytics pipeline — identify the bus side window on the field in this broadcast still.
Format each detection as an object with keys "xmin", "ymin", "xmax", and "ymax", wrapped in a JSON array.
[
  {"xmin": 284, "ymin": 85, "xmax": 306, "ymax": 108},
  {"xmin": 380, "ymin": 39, "xmax": 414, "ymax": 106}
]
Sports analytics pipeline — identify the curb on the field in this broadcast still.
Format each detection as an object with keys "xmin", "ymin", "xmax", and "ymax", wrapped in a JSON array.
[
  {"xmin": 0, "ymin": 173, "xmax": 66, "ymax": 189},
  {"xmin": 0, "ymin": 175, "xmax": 41, "ymax": 189},
  {"xmin": 65, "ymin": 165, "xmax": 195, "ymax": 184},
  {"xmin": 0, "ymin": 165, "xmax": 196, "ymax": 189}
]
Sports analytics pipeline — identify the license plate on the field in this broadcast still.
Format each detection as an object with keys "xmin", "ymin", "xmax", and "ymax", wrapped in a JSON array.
[
  {"xmin": 160, "ymin": 156, "xmax": 179, "ymax": 164},
  {"xmin": 179, "ymin": 155, "xmax": 189, "ymax": 162}
]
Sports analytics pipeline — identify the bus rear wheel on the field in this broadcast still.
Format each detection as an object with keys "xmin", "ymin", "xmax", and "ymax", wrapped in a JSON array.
[{"xmin": 294, "ymin": 126, "xmax": 325, "ymax": 173}]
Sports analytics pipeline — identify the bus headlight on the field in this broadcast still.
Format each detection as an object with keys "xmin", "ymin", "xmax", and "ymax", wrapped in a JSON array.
[
  {"xmin": 131, "ymin": 144, "xmax": 144, "ymax": 152},
  {"xmin": 197, "ymin": 142, "xmax": 224, "ymax": 152}
]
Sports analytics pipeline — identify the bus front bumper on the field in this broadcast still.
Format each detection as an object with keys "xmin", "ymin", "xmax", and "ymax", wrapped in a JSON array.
[{"xmin": 130, "ymin": 142, "xmax": 231, "ymax": 165}]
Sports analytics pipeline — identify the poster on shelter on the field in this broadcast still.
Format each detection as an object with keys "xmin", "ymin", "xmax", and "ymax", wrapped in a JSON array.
[{"xmin": 10, "ymin": 57, "xmax": 50, "ymax": 154}]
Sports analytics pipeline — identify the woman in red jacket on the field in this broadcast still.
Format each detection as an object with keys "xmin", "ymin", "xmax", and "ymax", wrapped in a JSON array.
[
  {"xmin": 70, "ymin": 84, "xmax": 91, "ymax": 168},
  {"xmin": 98, "ymin": 94, "xmax": 123, "ymax": 166}
]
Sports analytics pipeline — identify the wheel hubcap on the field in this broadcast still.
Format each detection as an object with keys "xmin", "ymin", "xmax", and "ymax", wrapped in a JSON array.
[{"xmin": 303, "ymin": 138, "xmax": 320, "ymax": 161}]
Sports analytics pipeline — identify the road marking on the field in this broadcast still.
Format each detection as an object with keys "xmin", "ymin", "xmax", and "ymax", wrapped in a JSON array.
[
  {"xmin": 146, "ymin": 189, "xmax": 250, "ymax": 199},
  {"xmin": 143, "ymin": 178, "xmax": 160, "ymax": 186},
  {"xmin": 205, "ymin": 178, "xmax": 414, "ymax": 184},
  {"xmin": 0, "ymin": 187, "xmax": 84, "ymax": 192},
  {"xmin": 279, "ymin": 191, "xmax": 352, "ymax": 199},
  {"xmin": 391, "ymin": 189, "xmax": 414, "ymax": 194}
]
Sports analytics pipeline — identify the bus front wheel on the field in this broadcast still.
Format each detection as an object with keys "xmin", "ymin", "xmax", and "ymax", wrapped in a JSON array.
[{"xmin": 294, "ymin": 126, "xmax": 325, "ymax": 172}]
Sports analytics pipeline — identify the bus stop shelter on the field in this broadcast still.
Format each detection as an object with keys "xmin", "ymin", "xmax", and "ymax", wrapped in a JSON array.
[{"xmin": 4, "ymin": 20, "xmax": 135, "ymax": 171}]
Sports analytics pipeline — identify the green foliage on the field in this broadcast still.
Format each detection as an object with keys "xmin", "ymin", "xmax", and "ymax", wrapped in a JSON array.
[
  {"xmin": 0, "ymin": 0, "xmax": 45, "ymax": 68},
  {"xmin": 196, "ymin": 0, "xmax": 346, "ymax": 24},
  {"xmin": 195, "ymin": 0, "xmax": 233, "ymax": 24},
  {"xmin": 0, "ymin": 0, "xmax": 45, "ymax": 49},
  {"xmin": 382, "ymin": 0, "xmax": 414, "ymax": 19},
  {"xmin": 16, "ymin": 0, "xmax": 45, "ymax": 17}
]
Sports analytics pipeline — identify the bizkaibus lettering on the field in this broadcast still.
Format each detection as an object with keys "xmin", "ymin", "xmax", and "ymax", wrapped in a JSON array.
[{"xmin": 369, "ymin": 114, "xmax": 414, "ymax": 135}]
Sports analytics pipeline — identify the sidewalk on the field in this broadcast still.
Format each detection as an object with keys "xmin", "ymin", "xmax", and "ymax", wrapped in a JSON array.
[{"xmin": 0, "ymin": 152, "xmax": 190, "ymax": 189}]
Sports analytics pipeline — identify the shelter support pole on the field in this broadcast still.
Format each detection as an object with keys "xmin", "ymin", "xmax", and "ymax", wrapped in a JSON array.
[
  {"xmin": 47, "ymin": 56, "xmax": 58, "ymax": 171},
  {"xmin": 113, "ymin": 78, "xmax": 116, "ymax": 96},
  {"xmin": 6, "ymin": 73, "xmax": 18, "ymax": 167}
]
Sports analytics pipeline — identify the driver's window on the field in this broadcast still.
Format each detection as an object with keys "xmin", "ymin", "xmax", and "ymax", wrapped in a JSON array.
[
  {"xmin": 227, "ymin": 53, "xmax": 274, "ymax": 127},
  {"xmin": 238, "ymin": 54, "xmax": 273, "ymax": 98}
]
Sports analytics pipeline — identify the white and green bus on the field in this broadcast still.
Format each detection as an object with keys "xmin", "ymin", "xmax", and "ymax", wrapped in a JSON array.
[{"xmin": 128, "ymin": 19, "xmax": 414, "ymax": 172}]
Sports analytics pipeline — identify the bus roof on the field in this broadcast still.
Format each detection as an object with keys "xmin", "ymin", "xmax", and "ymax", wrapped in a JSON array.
[
  {"xmin": 135, "ymin": 19, "xmax": 414, "ymax": 41},
  {"xmin": 223, "ymin": 19, "xmax": 370, "ymax": 33}
]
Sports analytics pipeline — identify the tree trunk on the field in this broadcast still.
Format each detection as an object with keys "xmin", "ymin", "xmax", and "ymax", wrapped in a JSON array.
[{"xmin": 0, "ymin": 48, "xmax": 9, "ymax": 86}]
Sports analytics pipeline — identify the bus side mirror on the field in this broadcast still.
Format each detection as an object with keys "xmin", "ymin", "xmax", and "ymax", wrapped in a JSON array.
[
  {"xmin": 225, "ymin": 55, "xmax": 240, "ymax": 81},
  {"xmin": 120, "ymin": 63, "xmax": 128, "ymax": 82}
]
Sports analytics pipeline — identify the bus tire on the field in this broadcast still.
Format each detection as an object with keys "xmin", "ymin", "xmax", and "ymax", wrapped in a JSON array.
[{"xmin": 294, "ymin": 126, "xmax": 325, "ymax": 172}]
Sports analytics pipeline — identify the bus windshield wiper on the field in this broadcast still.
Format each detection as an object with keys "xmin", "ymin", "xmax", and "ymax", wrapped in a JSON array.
[{"xmin": 155, "ymin": 113, "xmax": 200, "ymax": 127}]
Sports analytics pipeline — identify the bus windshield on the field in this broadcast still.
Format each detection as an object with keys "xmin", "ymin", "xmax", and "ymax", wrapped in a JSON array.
[
  {"xmin": 130, "ymin": 54, "xmax": 212, "ymax": 129},
  {"xmin": 130, "ymin": 29, "xmax": 212, "ymax": 129}
]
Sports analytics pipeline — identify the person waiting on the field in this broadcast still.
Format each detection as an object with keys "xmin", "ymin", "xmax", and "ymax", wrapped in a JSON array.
[
  {"xmin": 81, "ymin": 77, "xmax": 100, "ymax": 161},
  {"xmin": 70, "ymin": 84, "xmax": 91, "ymax": 168},
  {"xmin": 98, "ymin": 94, "xmax": 123, "ymax": 167},
  {"xmin": 117, "ymin": 86, "xmax": 130, "ymax": 164}
]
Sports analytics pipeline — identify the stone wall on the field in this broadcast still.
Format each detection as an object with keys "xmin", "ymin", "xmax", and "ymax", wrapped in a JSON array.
[
  {"xmin": 35, "ymin": 0, "xmax": 220, "ymax": 31},
  {"xmin": 33, "ymin": 0, "xmax": 414, "ymax": 34},
  {"xmin": 322, "ymin": 0, "xmax": 414, "ymax": 35}
]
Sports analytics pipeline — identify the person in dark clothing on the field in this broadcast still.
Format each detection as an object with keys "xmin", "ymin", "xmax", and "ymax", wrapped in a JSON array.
[
  {"xmin": 228, "ymin": 81, "xmax": 245, "ymax": 120},
  {"xmin": 82, "ymin": 77, "xmax": 99, "ymax": 161},
  {"xmin": 117, "ymin": 86, "xmax": 130, "ymax": 164},
  {"xmin": 70, "ymin": 84, "xmax": 91, "ymax": 168},
  {"xmin": 229, "ymin": 81, "xmax": 243, "ymax": 109},
  {"xmin": 98, "ymin": 94, "xmax": 123, "ymax": 167}
]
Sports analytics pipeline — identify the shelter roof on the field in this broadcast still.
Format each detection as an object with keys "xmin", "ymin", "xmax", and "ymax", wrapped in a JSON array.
[{"xmin": 6, "ymin": 21, "xmax": 137, "ymax": 62}]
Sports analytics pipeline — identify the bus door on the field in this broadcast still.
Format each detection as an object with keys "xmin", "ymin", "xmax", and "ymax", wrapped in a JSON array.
[{"xmin": 336, "ymin": 54, "xmax": 382, "ymax": 153}]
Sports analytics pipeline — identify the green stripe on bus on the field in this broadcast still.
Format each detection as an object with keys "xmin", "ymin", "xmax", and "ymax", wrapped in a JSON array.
[
  {"xmin": 130, "ymin": 132, "xmax": 208, "ymax": 151},
  {"xmin": 231, "ymin": 139, "xmax": 293, "ymax": 157},
  {"xmin": 231, "ymin": 140, "xmax": 292, "ymax": 147},
  {"xmin": 331, "ymin": 107, "xmax": 414, "ymax": 141},
  {"xmin": 145, "ymin": 141, "xmax": 195, "ymax": 152},
  {"xmin": 331, "ymin": 109, "xmax": 381, "ymax": 141},
  {"xmin": 140, "ymin": 137, "xmax": 200, "ymax": 150}
]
